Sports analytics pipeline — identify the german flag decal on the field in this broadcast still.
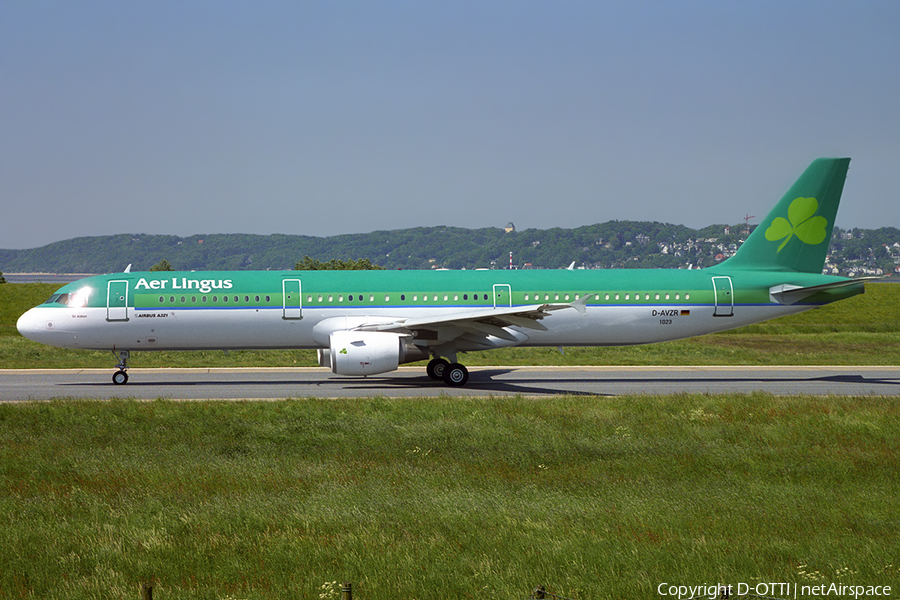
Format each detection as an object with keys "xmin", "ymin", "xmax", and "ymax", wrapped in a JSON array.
[{"xmin": 680, "ymin": 310, "xmax": 691, "ymax": 316}]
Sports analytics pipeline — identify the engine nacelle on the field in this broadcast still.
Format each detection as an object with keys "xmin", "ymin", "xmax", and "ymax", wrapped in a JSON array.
[{"xmin": 328, "ymin": 331, "xmax": 404, "ymax": 376}]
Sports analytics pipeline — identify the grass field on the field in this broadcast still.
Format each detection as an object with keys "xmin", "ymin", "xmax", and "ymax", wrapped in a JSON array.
[
  {"xmin": 2, "ymin": 395, "xmax": 899, "ymax": 599},
  {"xmin": 2, "ymin": 282, "xmax": 898, "ymax": 599},
  {"xmin": 2, "ymin": 282, "xmax": 899, "ymax": 369}
]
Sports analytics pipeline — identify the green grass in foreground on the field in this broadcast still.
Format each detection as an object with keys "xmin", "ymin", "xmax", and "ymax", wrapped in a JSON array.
[
  {"xmin": 2, "ymin": 282, "xmax": 899, "ymax": 368},
  {"xmin": 2, "ymin": 395, "xmax": 899, "ymax": 599}
]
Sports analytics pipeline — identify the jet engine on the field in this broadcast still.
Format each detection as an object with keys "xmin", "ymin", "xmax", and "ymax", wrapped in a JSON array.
[{"xmin": 318, "ymin": 331, "xmax": 428, "ymax": 376}]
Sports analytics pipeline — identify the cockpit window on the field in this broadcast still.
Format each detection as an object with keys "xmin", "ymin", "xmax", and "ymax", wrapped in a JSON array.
[{"xmin": 44, "ymin": 287, "xmax": 92, "ymax": 307}]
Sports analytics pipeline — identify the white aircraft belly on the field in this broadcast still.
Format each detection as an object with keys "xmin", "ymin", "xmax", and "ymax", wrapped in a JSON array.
[
  {"xmin": 127, "ymin": 307, "xmax": 315, "ymax": 350},
  {"xmin": 20, "ymin": 301, "xmax": 814, "ymax": 352},
  {"xmin": 524, "ymin": 303, "xmax": 811, "ymax": 346}
]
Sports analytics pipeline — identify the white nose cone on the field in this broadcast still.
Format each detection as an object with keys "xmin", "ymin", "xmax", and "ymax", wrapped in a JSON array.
[{"xmin": 16, "ymin": 307, "xmax": 58, "ymax": 346}]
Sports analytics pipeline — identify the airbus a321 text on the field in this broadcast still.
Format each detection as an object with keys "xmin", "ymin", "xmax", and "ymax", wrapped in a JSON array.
[{"xmin": 17, "ymin": 158, "xmax": 869, "ymax": 386}]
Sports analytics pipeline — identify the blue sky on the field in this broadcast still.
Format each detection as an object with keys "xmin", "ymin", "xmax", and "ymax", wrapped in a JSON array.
[{"xmin": 3, "ymin": 1, "xmax": 898, "ymax": 249}]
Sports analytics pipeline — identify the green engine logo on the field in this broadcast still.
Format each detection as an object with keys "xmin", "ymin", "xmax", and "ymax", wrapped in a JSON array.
[{"xmin": 765, "ymin": 197, "xmax": 828, "ymax": 252}]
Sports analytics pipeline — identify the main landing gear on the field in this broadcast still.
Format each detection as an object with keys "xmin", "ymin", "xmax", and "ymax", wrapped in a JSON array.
[
  {"xmin": 112, "ymin": 350, "xmax": 129, "ymax": 385},
  {"xmin": 426, "ymin": 358, "xmax": 469, "ymax": 387}
]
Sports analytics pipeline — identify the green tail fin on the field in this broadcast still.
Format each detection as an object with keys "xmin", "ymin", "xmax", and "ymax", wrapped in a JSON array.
[{"xmin": 718, "ymin": 157, "xmax": 850, "ymax": 273}]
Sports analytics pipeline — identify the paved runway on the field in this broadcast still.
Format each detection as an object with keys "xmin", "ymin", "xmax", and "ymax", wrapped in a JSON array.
[{"xmin": 2, "ymin": 366, "xmax": 899, "ymax": 401}]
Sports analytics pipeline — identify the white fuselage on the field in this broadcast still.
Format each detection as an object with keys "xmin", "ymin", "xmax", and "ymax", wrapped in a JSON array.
[{"xmin": 17, "ymin": 301, "xmax": 807, "ymax": 353}]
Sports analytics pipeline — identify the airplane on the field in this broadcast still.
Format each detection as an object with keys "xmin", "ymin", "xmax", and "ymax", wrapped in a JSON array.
[{"xmin": 17, "ymin": 158, "xmax": 869, "ymax": 387}]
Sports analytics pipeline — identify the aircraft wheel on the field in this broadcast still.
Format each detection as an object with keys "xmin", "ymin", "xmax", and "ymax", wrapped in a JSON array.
[
  {"xmin": 112, "ymin": 370, "xmax": 128, "ymax": 385},
  {"xmin": 443, "ymin": 363, "xmax": 469, "ymax": 387},
  {"xmin": 426, "ymin": 358, "xmax": 450, "ymax": 380}
]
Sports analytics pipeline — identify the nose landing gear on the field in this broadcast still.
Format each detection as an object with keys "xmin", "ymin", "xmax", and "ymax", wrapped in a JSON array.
[{"xmin": 112, "ymin": 350, "xmax": 130, "ymax": 385}]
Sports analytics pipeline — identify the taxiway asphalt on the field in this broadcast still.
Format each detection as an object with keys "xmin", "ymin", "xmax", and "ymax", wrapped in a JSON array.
[{"xmin": 2, "ymin": 366, "xmax": 899, "ymax": 401}]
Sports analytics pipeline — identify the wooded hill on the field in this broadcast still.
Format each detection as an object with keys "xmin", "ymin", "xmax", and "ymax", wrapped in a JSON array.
[{"xmin": 2, "ymin": 223, "xmax": 899, "ymax": 276}]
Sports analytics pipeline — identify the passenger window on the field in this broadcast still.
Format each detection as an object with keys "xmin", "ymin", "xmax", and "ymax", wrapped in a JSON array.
[{"xmin": 159, "ymin": 296, "xmax": 164, "ymax": 303}]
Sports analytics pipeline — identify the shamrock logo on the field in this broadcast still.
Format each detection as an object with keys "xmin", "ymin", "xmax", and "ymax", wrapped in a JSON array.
[
  {"xmin": 764, "ymin": 197, "xmax": 828, "ymax": 252},
  {"xmin": 339, "ymin": 347, "xmax": 347, "ymax": 355}
]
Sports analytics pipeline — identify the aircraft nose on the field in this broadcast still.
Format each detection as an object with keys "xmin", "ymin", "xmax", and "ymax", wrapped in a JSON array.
[{"xmin": 16, "ymin": 307, "xmax": 56, "ymax": 344}]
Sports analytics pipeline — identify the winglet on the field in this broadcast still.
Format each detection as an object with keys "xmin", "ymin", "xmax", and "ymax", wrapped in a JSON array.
[{"xmin": 124, "ymin": 264, "xmax": 132, "ymax": 273}]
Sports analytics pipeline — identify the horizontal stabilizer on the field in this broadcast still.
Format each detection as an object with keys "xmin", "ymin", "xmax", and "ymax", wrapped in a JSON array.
[{"xmin": 769, "ymin": 277, "xmax": 876, "ymax": 305}]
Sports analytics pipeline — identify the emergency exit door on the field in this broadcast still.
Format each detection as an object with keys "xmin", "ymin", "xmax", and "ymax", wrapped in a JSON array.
[
  {"xmin": 283, "ymin": 279, "xmax": 302, "ymax": 319},
  {"xmin": 493, "ymin": 283, "xmax": 512, "ymax": 308}
]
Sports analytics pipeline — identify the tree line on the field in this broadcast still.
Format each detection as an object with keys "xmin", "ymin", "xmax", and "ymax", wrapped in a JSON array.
[{"xmin": 2, "ymin": 224, "xmax": 898, "ymax": 276}]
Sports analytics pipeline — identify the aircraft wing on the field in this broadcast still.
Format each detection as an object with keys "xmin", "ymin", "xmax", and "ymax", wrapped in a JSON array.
[{"xmin": 352, "ymin": 298, "xmax": 589, "ymax": 347}]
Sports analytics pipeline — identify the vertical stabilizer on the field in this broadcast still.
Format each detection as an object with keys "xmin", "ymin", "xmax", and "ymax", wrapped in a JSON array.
[{"xmin": 718, "ymin": 158, "xmax": 850, "ymax": 273}]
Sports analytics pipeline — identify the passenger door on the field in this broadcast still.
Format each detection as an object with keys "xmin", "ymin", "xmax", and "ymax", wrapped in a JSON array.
[
  {"xmin": 712, "ymin": 276, "xmax": 734, "ymax": 317},
  {"xmin": 107, "ymin": 280, "xmax": 129, "ymax": 321}
]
